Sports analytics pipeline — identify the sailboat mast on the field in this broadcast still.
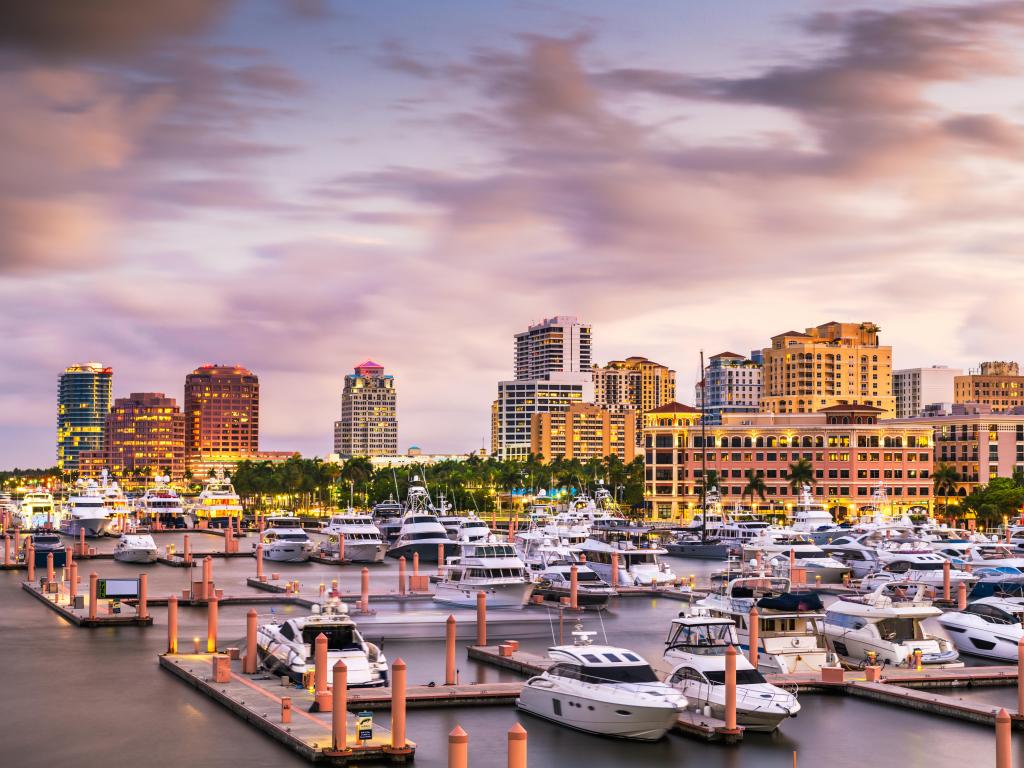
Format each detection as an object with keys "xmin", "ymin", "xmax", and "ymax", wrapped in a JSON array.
[{"xmin": 700, "ymin": 349, "xmax": 708, "ymax": 543}]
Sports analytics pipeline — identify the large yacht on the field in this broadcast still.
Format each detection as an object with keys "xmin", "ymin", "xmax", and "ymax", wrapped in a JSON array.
[
  {"xmin": 59, "ymin": 479, "xmax": 115, "ymax": 537},
  {"xmin": 861, "ymin": 552, "xmax": 976, "ymax": 591},
  {"xmin": 698, "ymin": 576, "xmax": 834, "ymax": 674},
  {"xmin": 824, "ymin": 583, "xmax": 962, "ymax": 668},
  {"xmin": 937, "ymin": 595, "xmax": 1024, "ymax": 662},
  {"xmin": 386, "ymin": 477, "xmax": 458, "ymax": 563},
  {"xmin": 322, "ymin": 510, "xmax": 387, "ymax": 562},
  {"xmin": 433, "ymin": 540, "xmax": 534, "ymax": 609},
  {"xmin": 371, "ymin": 496, "xmax": 405, "ymax": 542},
  {"xmin": 787, "ymin": 485, "xmax": 834, "ymax": 533},
  {"xmin": 453, "ymin": 515, "xmax": 491, "ymax": 543},
  {"xmin": 114, "ymin": 533, "xmax": 158, "ymax": 564},
  {"xmin": 663, "ymin": 613, "xmax": 800, "ymax": 732},
  {"xmin": 30, "ymin": 532, "xmax": 67, "ymax": 567},
  {"xmin": 137, "ymin": 479, "xmax": 190, "ymax": 529},
  {"xmin": 257, "ymin": 599, "xmax": 388, "ymax": 686},
  {"xmin": 19, "ymin": 489, "xmax": 56, "ymax": 529},
  {"xmin": 192, "ymin": 473, "xmax": 244, "ymax": 528},
  {"xmin": 743, "ymin": 531, "xmax": 849, "ymax": 584},
  {"xmin": 574, "ymin": 538, "xmax": 677, "ymax": 587},
  {"xmin": 517, "ymin": 628, "xmax": 687, "ymax": 741},
  {"xmin": 259, "ymin": 515, "xmax": 314, "ymax": 562}
]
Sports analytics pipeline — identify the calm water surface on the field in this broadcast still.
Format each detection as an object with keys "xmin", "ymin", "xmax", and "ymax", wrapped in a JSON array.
[{"xmin": 1, "ymin": 536, "xmax": 1021, "ymax": 767}]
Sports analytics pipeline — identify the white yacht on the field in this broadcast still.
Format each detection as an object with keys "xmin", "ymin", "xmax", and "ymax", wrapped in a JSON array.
[
  {"xmin": 386, "ymin": 477, "xmax": 458, "ymax": 563},
  {"xmin": 114, "ymin": 533, "xmax": 158, "ymax": 564},
  {"xmin": 434, "ymin": 540, "xmax": 534, "ymax": 609},
  {"xmin": 663, "ymin": 614, "xmax": 800, "ymax": 732},
  {"xmin": 743, "ymin": 531, "xmax": 849, "ymax": 584},
  {"xmin": 193, "ymin": 472, "xmax": 244, "ymax": 528},
  {"xmin": 18, "ymin": 489, "xmax": 56, "ymax": 529},
  {"xmin": 698, "ymin": 577, "xmax": 834, "ymax": 674},
  {"xmin": 515, "ymin": 530, "xmax": 580, "ymax": 574},
  {"xmin": 372, "ymin": 496, "xmax": 405, "ymax": 542},
  {"xmin": 788, "ymin": 485, "xmax": 834, "ymax": 533},
  {"xmin": 256, "ymin": 599, "xmax": 388, "ymax": 686},
  {"xmin": 937, "ymin": 596, "xmax": 1024, "ymax": 662},
  {"xmin": 517, "ymin": 628, "xmax": 687, "ymax": 741},
  {"xmin": 322, "ymin": 511, "xmax": 387, "ymax": 562},
  {"xmin": 259, "ymin": 516, "xmax": 314, "ymax": 562},
  {"xmin": 861, "ymin": 552, "xmax": 976, "ymax": 591},
  {"xmin": 822, "ymin": 528, "xmax": 922, "ymax": 577},
  {"xmin": 59, "ymin": 479, "xmax": 115, "ymax": 538},
  {"xmin": 137, "ymin": 479, "xmax": 190, "ymax": 529},
  {"xmin": 933, "ymin": 543, "xmax": 1024, "ymax": 570},
  {"xmin": 824, "ymin": 583, "xmax": 962, "ymax": 668},
  {"xmin": 533, "ymin": 565, "xmax": 616, "ymax": 609},
  {"xmin": 575, "ymin": 539, "xmax": 677, "ymax": 587},
  {"xmin": 454, "ymin": 515, "xmax": 491, "ymax": 543}
]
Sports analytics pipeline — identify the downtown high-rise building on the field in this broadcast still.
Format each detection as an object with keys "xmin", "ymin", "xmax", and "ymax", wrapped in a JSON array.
[
  {"xmin": 105, "ymin": 393, "xmax": 186, "ymax": 479},
  {"xmin": 893, "ymin": 365, "xmax": 961, "ymax": 418},
  {"xmin": 333, "ymin": 361, "xmax": 398, "ymax": 457},
  {"xmin": 57, "ymin": 362, "xmax": 113, "ymax": 472},
  {"xmin": 494, "ymin": 316, "xmax": 594, "ymax": 460},
  {"xmin": 593, "ymin": 356, "xmax": 676, "ymax": 442},
  {"xmin": 695, "ymin": 352, "xmax": 762, "ymax": 425},
  {"xmin": 184, "ymin": 364, "xmax": 259, "ymax": 466}
]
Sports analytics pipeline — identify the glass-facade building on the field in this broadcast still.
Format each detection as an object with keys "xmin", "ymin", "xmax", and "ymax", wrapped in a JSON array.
[{"xmin": 57, "ymin": 362, "xmax": 113, "ymax": 472}]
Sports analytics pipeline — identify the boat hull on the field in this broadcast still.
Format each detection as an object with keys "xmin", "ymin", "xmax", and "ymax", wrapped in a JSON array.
[
  {"xmin": 114, "ymin": 549, "xmax": 158, "ymax": 564},
  {"xmin": 532, "ymin": 586, "xmax": 615, "ymax": 609},
  {"xmin": 665, "ymin": 542, "xmax": 731, "ymax": 560},
  {"xmin": 61, "ymin": 517, "xmax": 115, "ymax": 538},
  {"xmin": 387, "ymin": 540, "xmax": 460, "ymax": 563},
  {"xmin": 322, "ymin": 541, "xmax": 387, "ymax": 563},
  {"xmin": 434, "ymin": 581, "xmax": 534, "ymax": 609},
  {"xmin": 516, "ymin": 686, "xmax": 679, "ymax": 741},
  {"xmin": 262, "ymin": 545, "xmax": 312, "ymax": 563}
]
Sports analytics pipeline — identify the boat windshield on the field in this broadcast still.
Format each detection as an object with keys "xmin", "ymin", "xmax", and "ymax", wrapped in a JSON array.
[
  {"xmin": 551, "ymin": 663, "xmax": 658, "ymax": 684},
  {"xmin": 705, "ymin": 669, "xmax": 766, "ymax": 685},
  {"xmin": 875, "ymin": 618, "xmax": 923, "ymax": 642},
  {"xmin": 666, "ymin": 623, "xmax": 734, "ymax": 650},
  {"xmin": 301, "ymin": 625, "xmax": 360, "ymax": 651},
  {"xmin": 34, "ymin": 536, "xmax": 61, "ymax": 546}
]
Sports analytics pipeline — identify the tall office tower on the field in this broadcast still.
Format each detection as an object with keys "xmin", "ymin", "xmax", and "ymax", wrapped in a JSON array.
[
  {"xmin": 105, "ymin": 393, "xmax": 186, "ymax": 478},
  {"xmin": 514, "ymin": 316, "xmax": 592, "ymax": 380},
  {"xmin": 593, "ymin": 356, "xmax": 676, "ymax": 442},
  {"xmin": 893, "ymin": 365, "xmax": 962, "ymax": 418},
  {"xmin": 760, "ymin": 321, "xmax": 894, "ymax": 417},
  {"xmin": 184, "ymin": 364, "xmax": 259, "ymax": 464},
  {"xmin": 57, "ymin": 362, "xmax": 113, "ymax": 472},
  {"xmin": 333, "ymin": 361, "xmax": 398, "ymax": 457},
  {"xmin": 954, "ymin": 361, "xmax": 1024, "ymax": 412},
  {"xmin": 695, "ymin": 352, "xmax": 762, "ymax": 425}
]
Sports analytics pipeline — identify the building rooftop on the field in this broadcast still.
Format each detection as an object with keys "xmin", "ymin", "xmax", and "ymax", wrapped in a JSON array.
[
  {"xmin": 647, "ymin": 401, "xmax": 701, "ymax": 414},
  {"xmin": 710, "ymin": 351, "xmax": 745, "ymax": 360},
  {"xmin": 817, "ymin": 403, "xmax": 885, "ymax": 413}
]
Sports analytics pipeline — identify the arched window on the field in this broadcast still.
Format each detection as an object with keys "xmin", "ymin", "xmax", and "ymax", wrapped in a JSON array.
[{"xmin": 755, "ymin": 437, "xmax": 765, "ymax": 448}]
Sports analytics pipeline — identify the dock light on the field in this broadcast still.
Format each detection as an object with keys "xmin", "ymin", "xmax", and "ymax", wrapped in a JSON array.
[{"xmin": 193, "ymin": 637, "xmax": 201, "ymax": 654}]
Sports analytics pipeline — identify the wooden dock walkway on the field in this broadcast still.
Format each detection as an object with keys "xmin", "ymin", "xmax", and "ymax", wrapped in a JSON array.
[
  {"xmin": 160, "ymin": 653, "xmax": 414, "ymax": 764},
  {"xmin": 20, "ymin": 580, "xmax": 153, "ymax": 627}
]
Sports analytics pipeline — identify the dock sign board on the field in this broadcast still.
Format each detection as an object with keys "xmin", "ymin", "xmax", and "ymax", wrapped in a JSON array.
[{"xmin": 357, "ymin": 711, "xmax": 373, "ymax": 741}]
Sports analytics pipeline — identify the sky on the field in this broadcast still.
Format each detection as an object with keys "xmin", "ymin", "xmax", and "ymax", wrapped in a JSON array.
[{"xmin": 3, "ymin": 0, "xmax": 1024, "ymax": 468}]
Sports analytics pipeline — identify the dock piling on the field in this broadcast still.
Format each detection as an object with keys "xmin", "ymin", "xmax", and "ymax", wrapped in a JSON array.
[
  {"xmin": 244, "ymin": 608, "xmax": 258, "ymax": 673},
  {"xmin": 446, "ymin": 615, "xmax": 457, "ymax": 685},
  {"xmin": 3, "ymin": 534, "xmax": 10, "ymax": 567},
  {"xmin": 46, "ymin": 552, "xmax": 54, "ymax": 584},
  {"xmin": 725, "ymin": 644, "xmax": 738, "ymax": 732},
  {"xmin": 78, "ymin": 529, "xmax": 85, "ymax": 558},
  {"xmin": 361, "ymin": 567, "xmax": 370, "ymax": 612},
  {"xmin": 314, "ymin": 633, "xmax": 332, "ymax": 712},
  {"xmin": 332, "ymin": 661, "xmax": 348, "ymax": 751},
  {"xmin": 996, "ymin": 708, "xmax": 1011, "ymax": 768},
  {"xmin": 957, "ymin": 581, "xmax": 968, "ymax": 611},
  {"xmin": 399, "ymin": 556, "xmax": 407, "ymax": 595},
  {"xmin": 339, "ymin": 533, "xmax": 345, "ymax": 563},
  {"xmin": 1018, "ymin": 638, "xmax": 1024, "ymax": 715},
  {"xmin": 507, "ymin": 723, "xmax": 527, "ymax": 768},
  {"xmin": 183, "ymin": 534, "xmax": 192, "ymax": 565},
  {"xmin": 207, "ymin": 595, "xmax": 218, "ymax": 653},
  {"xmin": 476, "ymin": 591, "xmax": 487, "ymax": 646},
  {"xmin": 281, "ymin": 696, "xmax": 292, "ymax": 724},
  {"xmin": 610, "ymin": 552, "xmax": 619, "ymax": 588},
  {"xmin": 413, "ymin": 551, "xmax": 420, "ymax": 580},
  {"xmin": 26, "ymin": 540, "xmax": 34, "ymax": 581},
  {"xmin": 748, "ymin": 606, "xmax": 759, "ymax": 669},
  {"xmin": 88, "ymin": 572, "xmax": 98, "ymax": 620},
  {"xmin": 69, "ymin": 562, "xmax": 78, "ymax": 599},
  {"xmin": 438, "ymin": 544, "xmax": 445, "ymax": 574},
  {"xmin": 138, "ymin": 573, "xmax": 148, "ymax": 620},
  {"xmin": 391, "ymin": 659, "xmax": 407, "ymax": 749},
  {"xmin": 943, "ymin": 561, "xmax": 951, "ymax": 602},
  {"xmin": 570, "ymin": 565, "xmax": 579, "ymax": 611},
  {"xmin": 255, "ymin": 543, "xmax": 263, "ymax": 581},
  {"xmin": 449, "ymin": 725, "xmax": 468, "ymax": 768}
]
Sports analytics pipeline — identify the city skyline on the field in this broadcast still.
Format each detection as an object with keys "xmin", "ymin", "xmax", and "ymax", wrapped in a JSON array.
[{"xmin": 5, "ymin": 1, "xmax": 1024, "ymax": 467}]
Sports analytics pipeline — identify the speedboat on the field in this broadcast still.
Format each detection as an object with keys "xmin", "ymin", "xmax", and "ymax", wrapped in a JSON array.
[
  {"xmin": 321, "ymin": 511, "xmax": 387, "ymax": 562},
  {"xmin": 114, "ymin": 533, "xmax": 158, "ymax": 564},
  {"xmin": 59, "ymin": 480, "xmax": 115, "ymax": 537},
  {"xmin": 575, "ymin": 539, "xmax": 676, "ymax": 587},
  {"xmin": 861, "ymin": 552, "xmax": 975, "ymax": 591},
  {"xmin": 256, "ymin": 599, "xmax": 388, "ymax": 686},
  {"xmin": 433, "ymin": 540, "xmax": 534, "ymax": 609},
  {"xmin": 19, "ymin": 489, "xmax": 56, "ymax": 529},
  {"xmin": 823, "ymin": 583, "xmax": 962, "ymax": 668},
  {"xmin": 663, "ymin": 613, "xmax": 800, "ymax": 732},
  {"xmin": 30, "ymin": 533, "xmax": 67, "ymax": 568},
  {"xmin": 534, "ymin": 564, "xmax": 617, "ymax": 609},
  {"xmin": 935, "ymin": 543, "xmax": 1024, "ymax": 570},
  {"xmin": 137, "ymin": 479, "xmax": 191, "ymax": 529},
  {"xmin": 516, "ymin": 628, "xmax": 687, "ymax": 741},
  {"xmin": 937, "ymin": 596, "xmax": 1024, "ymax": 662},
  {"xmin": 698, "ymin": 576, "xmax": 834, "ymax": 674},
  {"xmin": 966, "ymin": 567, "xmax": 1024, "ymax": 599},
  {"xmin": 259, "ymin": 516, "xmax": 314, "ymax": 562},
  {"xmin": 192, "ymin": 472, "xmax": 243, "ymax": 528}
]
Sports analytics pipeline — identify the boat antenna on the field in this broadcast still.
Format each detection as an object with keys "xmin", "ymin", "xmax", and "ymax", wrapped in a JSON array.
[
  {"xmin": 596, "ymin": 608, "xmax": 609, "ymax": 645},
  {"xmin": 391, "ymin": 468, "xmax": 401, "ymax": 500},
  {"xmin": 699, "ymin": 349, "xmax": 708, "ymax": 544}
]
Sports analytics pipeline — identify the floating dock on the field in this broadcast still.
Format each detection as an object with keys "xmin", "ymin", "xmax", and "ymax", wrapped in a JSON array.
[
  {"xmin": 21, "ymin": 580, "xmax": 153, "ymax": 627},
  {"xmin": 160, "ymin": 653, "xmax": 414, "ymax": 764}
]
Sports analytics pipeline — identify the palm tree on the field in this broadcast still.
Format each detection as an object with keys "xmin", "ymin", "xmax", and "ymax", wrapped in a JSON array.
[
  {"xmin": 933, "ymin": 463, "xmax": 960, "ymax": 519},
  {"xmin": 787, "ymin": 458, "xmax": 814, "ymax": 492},
  {"xmin": 700, "ymin": 469, "xmax": 721, "ymax": 494},
  {"xmin": 743, "ymin": 469, "xmax": 767, "ymax": 512}
]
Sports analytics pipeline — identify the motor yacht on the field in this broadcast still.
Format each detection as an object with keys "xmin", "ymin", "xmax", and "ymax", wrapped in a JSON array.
[
  {"xmin": 114, "ymin": 533, "xmax": 158, "ymax": 564},
  {"xmin": 321, "ymin": 511, "xmax": 387, "ymax": 562},
  {"xmin": 823, "ymin": 529, "xmax": 923, "ymax": 578},
  {"xmin": 386, "ymin": 477, "xmax": 459, "ymax": 562},
  {"xmin": 823, "ymin": 583, "xmax": 962, "ymax": 668},
  {"xmin": 744, "ymin": 531, "xmax": 849, "ymax": 584},
  {"xmin": 30, "ymin": 533, "xmax": 67, "ymax": 568},
  {"xmin": 534, "ymin": 564, "xmax": 616, "ymax": 609},
  {"xmin": 18, "ymin": 489, "xmax": 56, "ymax": 529},
  {"xmin": 861, "ymin": 552, "xmax": 976, "ymax": 591},
  {"xmin": 59, "ymin": 479, "xmax": 115, "ymax": 537},
  {"xmin": 934, "ymin": 543, "xmax": 1024, "ymax": 570},
  {"xmin": 698, "ymin": 576, "xmax": 833, "ymax": 674},
  {"xmin": 965, "ymin": 567, "xmax": 1024, "ymax": 599},
  {"xmin": 259, "ymin": 516, "xmax": 314, "ymax": 562},
  {"xmin": 137, "ymin": 479, "xmax": 190, "ymax": 529},
  {"xmin": 787, "ymin": 485, "xmax": 833, "ymax": 533},
  {"xmin": 663, "ymin": 613, "xmax": 800, "ymax": 732},
  {"xmin": 454, "ymin": 515, "xmax": 491, "ymax": 543},
  {"xmin": 937, "ymin": 596, "xmax": 1024, "ymax": 662},
  {"xmin": 517, "ymin": 628, "xmax": 687, "ymax": 741},
  {"xmin": 515, "ymin": 530, "xmax": 581, "ymax": 575},
  {"xmin": 664, "ymin": 530, "xmax": 731, "ymax": 560},
  {"xmin": 256, "ymin": 599, "xmax": 388, "ymax": 686},
  {"xmin": 433, "ymin": 540, "xmax": 534, "ymax": 609},
  {"xmin": 575, "ymin": 538, "xmax": 677, "ymax": 587},
  {"xmin": 193, "ymin": 472, "xmax": 243, "ymax": 528},
  {"xmin": 372, "ymin": 496, "xmax": 405, "ymax": 543}
]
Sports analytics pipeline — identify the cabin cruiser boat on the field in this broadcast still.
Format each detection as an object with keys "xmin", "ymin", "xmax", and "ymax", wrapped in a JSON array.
[
  {"xmin": 257, "ymin": 599, "xmax": 388, "ymax": 686},
  {"xmin": 59, "ymin": 480, "xmax": 115, "ymax": 537},
  {"xmin": 137, "ymin": 479, "xmax": 190, "ymax": 529},
  {"xmin": 515, "ymin": 530, "xmax": 581, "ymax": 575},
  {"xmin": 386, "ymin": 478, "xmax": 459, "ymax": 562},
  {"xmin": 18, "ymin": 489, "xmax": 56, "ymax": 529},
  {"xmin": 259, "ymin": 516, "xmax": 314, "ymax": 562},
  {"xmin": 454, "ymin": 515, "xmax": 490, "ymax": 543},
  {"xmin": 433, "ymin": 540, "xmax": 534, "ymax": 608},
  {"xmin": 372, "ymin": 496, "xmax": 405, "ymax": 542},
  {"xmin": 934, "ymin": 543, "xmax": 1024, "ymax": 570},
  {"xmin": 744, "ymin": 531, "xmax": 850, "ymax": 584},
  {"xmin": 114, "ymin": 533, "xmax": 158, "ymax": 564},
  {"xmin": 823, "ymin": 529, "xmax": 923, "ymax": 578},
  {"xmin": 698, "ymin": 577, "xmax": 833, "ymax": 674},
  {"xmin": 575, "ymin": 538, "xmax": 677, "ymax": 587},
  {"xmin": 321, "ymin": 511, "xmax": 387, "ymax": 562},
  {"xmin": 29, "ymin": 533, "xmax": 67, "ymax": 568},
  {"xmin": 533, "ymin": 564, "xmax": 617, "ymax": 609},
  {"xmin": 824, "ymin": 583, "xmax": 962, "ymax": 668},
  {"xmin": 787, "ymin": 485, "xmax": 833, "ymax": 533},
  {"xmin": 861, "ymin": 552, "xmax": 976, "ymax": 591},
  {"xmin": 710, "ymin": 520, "xmax": 775, "ymax": 554},
  {"xmin": 966, "ymin": 567, "xmax": 1024, "ymax": 599},
  {"xmin": 193, "ymin": 473, "xmax": 243, "ymax": 528},
  {"xmin": 937, "ymin": 596, "xmax": 1024, "ymax": 662},
  {"xmin": 663, "ymin": 613, "xmax": 800, "ymax": 731},
  {"xmin": 665, "ymin": 531, "xmax": 731, "ymax": 560},
  {"xmin": 517, "ymin": 628, "xmax": 687, "ymax": 741}
]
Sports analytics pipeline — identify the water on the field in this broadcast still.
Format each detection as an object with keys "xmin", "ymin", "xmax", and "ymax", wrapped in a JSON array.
[{"xmin": 1, "ymin": 538, "xmax": 1022, "ymax": 767}]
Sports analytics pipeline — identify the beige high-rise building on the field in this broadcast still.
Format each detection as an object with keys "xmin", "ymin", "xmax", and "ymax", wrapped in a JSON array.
[
  {"xmin": 593, "ymin": 356, "xmax": 676, "ymax": 444},
  {"xmin": 954, "ymin": 361, "xmax": 1024, "ymax": 412},
  {"xmin": 333, "ymin": 361, "xmax": 398, "ymax": 457},
  {"xmin": 761, "ymin": 321, "xmax": 894, "ymax": 417},
  {"xmin": 530, "ymin": 403, "xmax": 635, "ymax": 463}
]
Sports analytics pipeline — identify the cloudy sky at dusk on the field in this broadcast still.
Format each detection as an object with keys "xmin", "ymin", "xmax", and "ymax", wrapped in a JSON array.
[{"xmin": 3, "ymin": 0, "xmax": 1024, "ymax": 468}]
